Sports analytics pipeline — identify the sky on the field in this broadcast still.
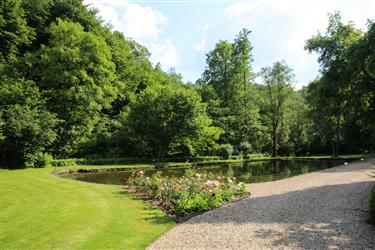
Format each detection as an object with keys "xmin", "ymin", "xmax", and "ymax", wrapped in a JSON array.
[{"xmin": 84, "ymin": 0, "xmax": 375, "ymax": 89}]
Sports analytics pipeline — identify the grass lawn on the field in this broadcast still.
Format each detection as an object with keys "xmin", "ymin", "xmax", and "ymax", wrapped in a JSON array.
[{"xmin": 0, "ymin": 165, "xmax": 175, "ymax": 250}]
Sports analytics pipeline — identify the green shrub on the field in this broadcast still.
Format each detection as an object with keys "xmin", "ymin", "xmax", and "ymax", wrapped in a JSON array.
[
  {"xmin": 128, "ymin": 169, "xmax": 249, "ymax": 217},
  {"xmin": 369, "ymin": 184, "xmax": 375, "ymax": 225},
  {"xmin": 25, "ymin": 152, "xmax": 53, "ymax": 168},
  {"xmin": 229, "ymin": 155, "xmax": 243, "ymax": 160},
  {"xmin": 51, "ymin": 157, "xmax": 152, "ymax": 167},
  {"xmin": 244, "ymin": 153, "xmax": 270, "ymax": 160},
  {"xmin": 216, "ymin": 144, "xmax": 234, "ymax": 160},
  {"xmin": 51, "ymin": 156, "xmax": 223, "ymax": 167},
  {"xmin": 51, "ymin": 158, "xmax": 80, "ymax": 167},
  {"xmin": 239, "ymin": 141, "xmax": 252, "ymax": 155}
]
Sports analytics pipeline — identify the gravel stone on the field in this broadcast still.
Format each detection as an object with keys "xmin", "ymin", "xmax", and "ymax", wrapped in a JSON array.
[{"xmin": 148, "ymin": 159, "xmax": 375, "ymax": 250}]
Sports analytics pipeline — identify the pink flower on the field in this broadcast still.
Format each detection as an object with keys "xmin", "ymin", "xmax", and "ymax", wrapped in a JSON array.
[
  {"xmin": 194, "ymin": 173, "xmax": 201, "ymax": 179},
  {"xmin": 137, "ymin": 171, "xmax": 144, "ymax": 176}
]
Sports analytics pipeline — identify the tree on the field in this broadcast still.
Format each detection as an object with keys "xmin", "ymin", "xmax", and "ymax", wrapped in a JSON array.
[
  {"xmin": 124, "ymin": 85, "xmax": 213, "ymax": 163},
  {"xmin": 305, "ymin": 12, "xmax": 363, "ymax": 155},
  {"xmin": 202, "ymin": 40, "xmax": 233, "ymax": 104},
  {"xmin": 0, "ymin": 79, "xmax": 60, "ymax": 167},
  {"xmin": 231, "ymin": 29, "xmax": 261, "ymax": 150},
  {"xmin": 30, "ymin": 19, "xmax": 116, "ymax": 156},
  {"xmin": 261, "ymin": 61, "xmax": 294, "ymax": 157},
  {"xmin": 0, "ymin": 0, "xmax": 34, "ymax": 61},
  {"xmin": 199, "ymin": 30, "xmax": 261, "ymax": 149}
]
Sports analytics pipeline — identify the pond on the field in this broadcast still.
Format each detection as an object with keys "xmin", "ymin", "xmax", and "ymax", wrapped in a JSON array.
[{"xmin": 66, "ymin": 159, "xmax": 350, "ymax": 185}]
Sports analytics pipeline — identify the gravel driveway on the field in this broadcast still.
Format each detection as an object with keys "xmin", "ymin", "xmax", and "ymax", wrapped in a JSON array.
[{"xmin": 148, "ymin": 159, "xmax": 375, "ymax": 249}]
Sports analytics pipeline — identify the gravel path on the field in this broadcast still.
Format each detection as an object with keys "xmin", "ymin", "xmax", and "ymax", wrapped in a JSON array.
[{"xmin": 148, "ymin": 159, "xmax": 375, "ymax": 249}]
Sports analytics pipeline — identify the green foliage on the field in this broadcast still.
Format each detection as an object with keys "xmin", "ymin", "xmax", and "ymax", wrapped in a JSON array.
[
  {"xmin": 239, "ymin": 141, "xmax": 253, "ymax": 155},
  {"xmin": 0, "ymin": 0, "xmax": 34, "ymax": 61},
  {"xmin": 25, "ymin": 151, "xmax": 53, "ymax": 168},
  {"xmin": 0, "ymin": 79, "xmax": 59, "ymax": 167},
  {"xmin": 216, "ymin": 144, "xmax": 234, "ymax": 159},
  {"xmin": 128, "ymin": 169, "xmax": 249, "ymax": 216},
  {"xmin": 0, "ymin": 1, "xmax": 373, "ymax": 166},
  {"xmin": 260, "ymin": 61, "xmax": 295, "ymax": 157},
  {"xmin": 31, "ymin": 19, "xmax": 116, "ymax": 156},
  {"xmin": 244, "ymin": 153, "xmax": 270, "ymax": 160},
  {"xmin": 305, "ymin": 12, "xmax": 369, "ymax": 155},
  {"xmin": 124, "ymin": 84, "xmax": 213, "ymax": 162},
  {"xmin": 199, "ymin": 29, "xmax": 262, "ymax": 148}
]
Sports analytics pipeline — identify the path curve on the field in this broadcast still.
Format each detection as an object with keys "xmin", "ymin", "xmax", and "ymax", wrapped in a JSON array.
[{"xmin": 148, "ymin": 159, "xmax": 375, "ymax": 249}]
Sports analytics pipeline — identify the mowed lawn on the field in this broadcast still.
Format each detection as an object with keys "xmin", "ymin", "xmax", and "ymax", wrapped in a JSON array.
[{"xmin": 0, "ymin": 166, "xmax": 175, "ymax": 250}]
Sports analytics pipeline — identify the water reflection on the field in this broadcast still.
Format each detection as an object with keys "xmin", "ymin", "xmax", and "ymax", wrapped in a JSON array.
[{"xmin": 68, "ymin": 159, "xmax": 348, "ymax": 185}]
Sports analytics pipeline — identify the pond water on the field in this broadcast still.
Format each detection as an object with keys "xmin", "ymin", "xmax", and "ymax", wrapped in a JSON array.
[{"xmin": 66, "ymin": 159, "xmax": 350, "ymax": 185}]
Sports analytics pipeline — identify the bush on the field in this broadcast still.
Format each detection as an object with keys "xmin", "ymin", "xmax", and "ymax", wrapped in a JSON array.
[
  {"xmin": 229, "ymin": 155, "xmax": 243, "ymax": 160},
  {"xmin": 244, "ymin": 153, "xmax": 270, "ymax": 160},
  {"xmin": 25, "ymin": 152, "xmax": 53, "ymax": 168},
  {"xmin": 51, "ymin": 158, "xmax": 80, "ymax": 167},
  {"xmin": 128, "ymin": 169, "xmax": 249, "ymax": 217},
  {"xmin": 216, "ymin": 144, "xmax": 234, "ymax": 160},
  {"xmin": 369, "ymin": 184, "xmax": 375, "ymax": 225},
  {"xmin": 239, "ymin": 141, "xmax": 252, "ymax": 155},
  {"xmin": 50, "ymin": 156, "xmax": 223, "ymax": 167}
]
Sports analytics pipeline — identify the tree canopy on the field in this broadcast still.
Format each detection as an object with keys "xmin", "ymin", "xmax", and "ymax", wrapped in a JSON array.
[{"xmin": 0, "ymin": 2, "xmax": 373, "ymax": 168}]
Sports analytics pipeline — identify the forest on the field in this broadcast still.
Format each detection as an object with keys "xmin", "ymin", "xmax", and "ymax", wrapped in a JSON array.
[{"xmin": 1, "ymin": 0, "xmax": 374, "ymax": 168}]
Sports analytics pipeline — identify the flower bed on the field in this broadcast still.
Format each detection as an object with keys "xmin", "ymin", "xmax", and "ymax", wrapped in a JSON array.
[{"xmin": 127, "ymin": 169, "xmax": 249, "ymax": 221}]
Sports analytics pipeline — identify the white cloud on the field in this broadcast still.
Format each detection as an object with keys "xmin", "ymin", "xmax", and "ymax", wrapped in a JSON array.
[
  {"xmin": 85, "ymin": 0, "xmax": 178, "ymax": 70},
  {"xmin": 85, "ymin": 0, "xmax": 167, "ymax": 39},
  {"xmin": 149, "ymin": 39, "xmax": 178, "ymax": 69},
  {"xmin": 225, "ymin": 0, "xmax": 375, "ymax": 88},
  {"xmin": 225, "ymin": 2, "xmax": 261, "ymax": 18},
  {"xmin": 193, "ymin": 38, "xmax": 206, "ymax": 51},
  {"xmin": 202, "ymin": 24, "xmax": 209, "ymax": 32}
]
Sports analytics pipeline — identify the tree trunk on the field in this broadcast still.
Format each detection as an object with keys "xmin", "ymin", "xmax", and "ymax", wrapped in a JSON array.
[
  {"xmin": 335, "ymin": 114, "xmax": 340, "ymax": 157},
  {"xmin": 272, "ymin": 127, "xmax": 277, "ymax": 157}
]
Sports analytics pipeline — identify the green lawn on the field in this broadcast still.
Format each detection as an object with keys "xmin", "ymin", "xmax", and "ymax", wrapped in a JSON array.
[{"xmin": 0, "ymin": 166, "xmax": 175, "ymax": 250}]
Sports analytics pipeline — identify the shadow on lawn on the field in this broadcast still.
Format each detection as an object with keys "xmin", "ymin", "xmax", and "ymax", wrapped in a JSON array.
[{"xmin": 113, "ymin": 190, "xmax": 174, "ymax": 225}]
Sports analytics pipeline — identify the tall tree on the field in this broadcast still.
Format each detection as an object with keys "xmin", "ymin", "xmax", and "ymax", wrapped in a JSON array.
[
  {"xmin": 261, "ymin": 61, "xmax": 294, "ymax": 157},
  {"xmin": 30, "ymin": 19, "xmax": 116, "ymax": 156},
  {"xmin": 305, "ymin": 12, "xmax": 363, "ymax": 155},
  {"xmin": 202, "ymin": 40, "xmax": 233, "ymax": 104},
  {"xmin": 231, "ymin": 28, "xmax": 261, "ymax": 149},
  {"xmin": 199, "ymin": 30, "xmax": 261, "ymax": 150}
]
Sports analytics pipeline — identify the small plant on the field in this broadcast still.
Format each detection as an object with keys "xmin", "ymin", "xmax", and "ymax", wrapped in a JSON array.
[
  {"xmin": 128, "ymin": 169, "xmax": 249, "ymax": 217},
  {"xmin": 216, "ymin": 144, "xmax": 234, "ymax": 160}
]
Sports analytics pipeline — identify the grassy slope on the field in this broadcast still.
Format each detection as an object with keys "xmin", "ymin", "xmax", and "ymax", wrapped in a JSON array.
[{"xmin": 0, "ymin": 166, "xmax": 174, "ymax": 250}]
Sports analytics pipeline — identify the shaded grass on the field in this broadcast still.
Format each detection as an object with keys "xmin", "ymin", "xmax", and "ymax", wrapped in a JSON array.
[{"xmin": 0, "ymin": 167, "xmax": 174, "ymax": 250}]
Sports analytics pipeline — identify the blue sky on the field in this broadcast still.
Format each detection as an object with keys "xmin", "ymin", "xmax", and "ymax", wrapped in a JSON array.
[{"xmin": 85, "ymin": 0, "xmax": 375, "ymax": 89}]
